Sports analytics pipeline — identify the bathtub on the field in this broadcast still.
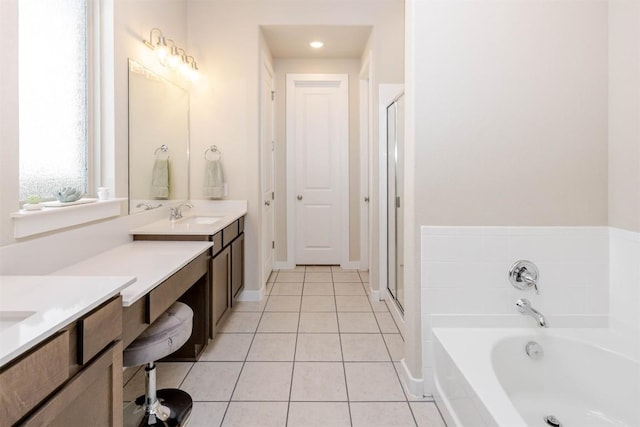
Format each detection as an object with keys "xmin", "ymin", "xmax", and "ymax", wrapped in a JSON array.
[{"xmin": 433, "ymin": 328, "xmax": 639, "ymax": 427}]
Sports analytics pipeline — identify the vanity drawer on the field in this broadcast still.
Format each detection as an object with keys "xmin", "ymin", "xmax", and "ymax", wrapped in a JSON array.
[
  {"xmin": 210, "ymin": 231, "xmax": 223, "ymax": 257},
  {"xmin": 0, "ymin": 331, "xmax": 70, "ymax": 424},
  {"xmin": 78, "ymin": 296, "xmax": 122, "ymax": 365},
  {"xmin": 222, "ymin": 220, "xmax": 239, "ymax": 247},
  {"xmin": 148, "ymin": 253, "xmax": 208, "ymax": 323}
]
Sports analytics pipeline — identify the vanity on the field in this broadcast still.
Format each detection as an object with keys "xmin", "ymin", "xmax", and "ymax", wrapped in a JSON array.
[
  {"xmin": 130, "ymin": 203, "xmax": 247, "ymax": 336},
  {"xmin": 0, "ymin": 276, "xmax": 134, "ymax": 426}
]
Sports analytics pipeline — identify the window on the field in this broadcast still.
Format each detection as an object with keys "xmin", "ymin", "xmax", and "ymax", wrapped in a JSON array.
[{"xmin": 18, "ymin": 0, "xmax": 89, "ymax": 201}]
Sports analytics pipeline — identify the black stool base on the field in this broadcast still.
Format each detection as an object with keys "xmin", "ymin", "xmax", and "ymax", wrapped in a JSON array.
[{"xmin": 125, "ymin": 389, "xmax": 192, "ymax": 427}]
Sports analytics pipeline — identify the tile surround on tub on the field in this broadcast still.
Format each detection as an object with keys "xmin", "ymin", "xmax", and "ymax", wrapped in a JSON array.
[{"xmin": 420, "ymin": 226, "xmax": 611, "ymax": 395}]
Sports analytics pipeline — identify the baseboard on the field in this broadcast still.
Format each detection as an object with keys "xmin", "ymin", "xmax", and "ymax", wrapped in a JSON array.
[
  {"xmin": 236, "ymin": 285, "xmax": 265, "ymax": 302},
  {"xmin": 274, "ymin": 261, "xmax": 294, "ymax": 270},
  {"xmin": 368, "ymin": 286, "xmax": 380, "ymax": 301},
  {"xmin": 399, "ymin": 358, "xmax": 425, "ymax": 399},
  {"xmin": 341, "ymin": 261, "xmax": 360, "ymax": 270}
]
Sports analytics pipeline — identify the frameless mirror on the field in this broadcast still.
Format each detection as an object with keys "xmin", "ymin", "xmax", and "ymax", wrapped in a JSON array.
[{"xmin": 128, "ymin": 59, "xmax": 189, "ymax": 214}]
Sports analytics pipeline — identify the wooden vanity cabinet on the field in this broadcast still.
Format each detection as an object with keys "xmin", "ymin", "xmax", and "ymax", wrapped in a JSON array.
[
  {"xmin": 0, "ymin": 296, "xmax": 123, "ymax": 427},
  {"xmin": 132, "ymin": 216, "xmax": 245, "ymax": 340}
]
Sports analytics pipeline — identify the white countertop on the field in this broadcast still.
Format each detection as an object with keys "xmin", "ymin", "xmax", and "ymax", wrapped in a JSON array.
[
  {"xmin": 129, "ymin": 207, "xmax": 246, "ymax": 236},
  {"xmin": 0, "ymin": 275, "xmax": 135, "ymax": 367},
  {"xmin": 53, "ymin": 241, "xmax": 213, "ymax": 306}
]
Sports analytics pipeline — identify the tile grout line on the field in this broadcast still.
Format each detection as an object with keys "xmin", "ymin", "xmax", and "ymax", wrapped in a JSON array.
[{"xmin": 332, "ymin": 267, "xmax": 355, "ymax": 427}]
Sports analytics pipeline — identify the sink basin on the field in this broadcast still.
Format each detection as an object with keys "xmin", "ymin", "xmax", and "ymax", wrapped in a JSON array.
[
  {"xmin": 182, "ymin": 216, "xmax": 223, "ymax": 225},
  {"xmin": 0, "ymin": 311, "xmax": 36, "ymax": 332}
]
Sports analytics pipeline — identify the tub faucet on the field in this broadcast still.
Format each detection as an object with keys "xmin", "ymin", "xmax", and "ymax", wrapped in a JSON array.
[
  {"xmin": 516, "ymin": 298, "xmax": 548, "ymax": 328},
  {"xmin": 169, "ymin": 202, "xmax": 193, "ymax": 220}
]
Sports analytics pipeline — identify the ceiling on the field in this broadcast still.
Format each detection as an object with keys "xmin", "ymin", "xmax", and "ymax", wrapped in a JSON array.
[{"xmin": 261, "ymin": 25, "xmax": 373, "ymax": 59}]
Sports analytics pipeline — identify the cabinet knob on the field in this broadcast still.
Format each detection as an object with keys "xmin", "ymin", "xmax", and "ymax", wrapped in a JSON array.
[{"xmin": 297, "ymin": 195, "xmax": 303, "ymax": 201}]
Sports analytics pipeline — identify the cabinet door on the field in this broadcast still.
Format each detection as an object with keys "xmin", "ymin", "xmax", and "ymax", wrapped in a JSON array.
[
  {"xmin": 23, "ymin": 341, "xmax": 123, "ymax": 427},
  {"xmin": 211, "ymin": 246, "xmax": 231, "ymax": 328},
  {"xmin": 231, "ymin": 233, "xmax": 245, "ymax": 303}
]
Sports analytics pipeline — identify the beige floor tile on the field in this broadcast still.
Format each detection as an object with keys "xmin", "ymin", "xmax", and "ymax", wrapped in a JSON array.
[
  {"xmin": 222, "ymin": 402, "xmax": 288, "ymax": 427},
  {"xmin": 304, "ymin": 265, "xmax": 332, "ymax": 272},
  {"xmin": 123, "ymin": 362, "xmax": 193, "ymax": 401},
  {"xmin": 267, "ymin": 271, "xmax": 278, "ymax": 283},
  {"xmin": 287, "ymin": 402, "xmax": 351, "ymax": 427},
  {"xmin": 181, "ymin": 362, "xmax": 243, "ymax": 401},
  {"xmin": 231, "ymin": 299, "xmax": 266, "ymax": 312},
  {"xmin": 257, "ymin": 312, "xmax": 299, "ymax": 333},
  {"xmin": 295, "ymin": 334, "xmax": 342, "ymax": 361},
  {"xmin": 217, "ymin": 312, "xmax": 261, "ymax": 333},
  {"xmin": 383, "ymin": 333, "xmax": 404, "ymax": 362},
  {"xmin": 336, "ymin": 295, "xmax": 372, "ymax": 312},
  {"xmin": 375, "ymin": 311, "xmax": 400, "ymax": 333},
  {"xmin": 199, "ymin": 333, "xmax": 253, "ymax": 361},
  {"xmin": 189, "ymin": 402, "xmax": 228, "ymax": 427},
  {"xmin": 333, "ymin": 282, "xmax": 366, "ymax": 296},
  {"xmin": 341, "ymin": 333, "xmax": 390, "ymax": 361},
  {"xmin": 370, "ymin": 298, "xmax": 390, "ymax": 312},
  {"xmin": 410, "ymin": 402, "xmax": 447, "ymax": 427},
  {"xmin": 232, "ymin": 362, "xmax": 293, "ymax": 401},
  {"xmin": 298, "ymin": 312, "xmax": 339, "ymax": 333},
  {"xmin": 358, "ymin": 271, "xmax": 370, "ymax": 283},
  {"xmin": 276, "ymin": 272, "xmax": 305, "ymax": 282},
  {"xmin": 332, "ymin": 272, "xmax": 362, "ymax": 282},
  {"xmin": 247, "ymin": 333, "xmax": 296, "ymax": 361},
  {"xmin": 304, "ymin": 272, "xmax": 333, "ymax": 282},
  {"xmin": 265, "ymin": 295, "xmax": 301, "ymax": 312},
  {"xmin": 344, "ymin": 362, "xmax": 405, "ymax": 401},
  {"xmin": 350, "ymin": 402, "xmax": 416, "ymax": 427},
  {"xmin": 290, "ymin": 362, "xmax": 347, "ymax": 401},
  {"xmin": 331, "ymin": 266, "xmax": 353, "ymax": 272},
  {"xmin": 302, "ymin": 282, "xmax": 334, "ymax": 295},
  {"xmin": 337, "ymin": 312, "xmax": 380, "ymax": 333},
  {"xmin": 290, "ymin": 265, "xmax": 307, "ymax": 272},
  {"xmin": 270, "ymin": 282, "xmax": 304, "ymax": 295},
  {"xmin": 301, "ymin": 295, "xmax": 336, "ymax": 312},
  {"xmin": 264, "ymin": 281, "xmax": 274, "ymax": 295}
]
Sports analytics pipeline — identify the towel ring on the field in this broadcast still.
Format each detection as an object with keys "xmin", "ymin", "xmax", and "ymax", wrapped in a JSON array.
[
  {"xmin": 154, "ymin": 144, "xmax": 170, "ymax": 159},
  {"xmin": 204, "ymin": 145, "xmax": 221, "ymax": 161}
]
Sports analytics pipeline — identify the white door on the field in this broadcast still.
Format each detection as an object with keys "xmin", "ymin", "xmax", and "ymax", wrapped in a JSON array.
[
  {"xmin": 261, "ymin": 61, "xmax": 275, "ymax": 285},
  {"xmin": 287, "ymin": 74, "xmax": 349, "ymax": 265}
]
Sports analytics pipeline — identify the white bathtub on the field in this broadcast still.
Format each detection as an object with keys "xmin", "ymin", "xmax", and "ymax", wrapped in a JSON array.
[{"xmin": 433, "ymin": 328, "xmax": 639, "ymax": 427}]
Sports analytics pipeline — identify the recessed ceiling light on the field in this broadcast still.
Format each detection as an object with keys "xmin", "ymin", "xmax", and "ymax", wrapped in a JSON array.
[{"xmin": 310, "ymin": 41, "xmax": 324, "ymax": 49}]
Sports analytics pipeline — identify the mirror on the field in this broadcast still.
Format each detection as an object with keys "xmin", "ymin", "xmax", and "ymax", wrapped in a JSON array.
[
  {"xmin": 128, "ymin": 59, "xmax": 190, "ymax": 214},
  {"xmin": 387, "ymin": 93, "xmax": 405, "ymax": 313}
]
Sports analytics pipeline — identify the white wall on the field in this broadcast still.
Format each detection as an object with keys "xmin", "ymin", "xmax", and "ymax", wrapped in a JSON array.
[
  {"xmin": 187, "ymin": 0, "xmax": 404, "ymax": 291},
  {"xmin": 0, "ymin": 0, "xmax": 188, "ymax": 247},
  {"xmin": 408, "ymin": 0, "xmax": 611, "ymax": 395}
]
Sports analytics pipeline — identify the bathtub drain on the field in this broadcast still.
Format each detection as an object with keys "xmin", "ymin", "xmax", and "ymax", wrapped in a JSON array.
[{"xmin": 544, "ymin": 415, "xmax": 562, "ymax": 427}]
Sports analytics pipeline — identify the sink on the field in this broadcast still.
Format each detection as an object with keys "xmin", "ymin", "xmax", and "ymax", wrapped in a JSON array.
[
  {"xmin": 0, "ymin": 311, "xmax": 36, "ymax": 332},
  {"xmin": 182, "ymin": 216, "xmax": 223, "ymax": 225}
]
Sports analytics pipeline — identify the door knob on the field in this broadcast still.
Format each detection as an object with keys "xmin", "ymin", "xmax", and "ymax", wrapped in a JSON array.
[
  {"xmin": 364, "ymin": 197, "xmax": 369, "ymax": 203},
  {"xmin": 264, "ymin": 200, "xmax": 271, "ymax": 206},
  {"xmin": 297, "ymin": 195, "xmax": 303, "ymax": 201}
]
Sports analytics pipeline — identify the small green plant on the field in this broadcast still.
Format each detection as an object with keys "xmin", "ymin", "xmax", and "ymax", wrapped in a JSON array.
[{"xmin": 25, "ymin": 195, "xmax": 41, "ymax": 204}]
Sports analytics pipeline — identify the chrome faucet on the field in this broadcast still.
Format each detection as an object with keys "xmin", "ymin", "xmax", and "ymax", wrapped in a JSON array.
[
  {"xmin": 169, "ymin": 202, "xmax": 193, "ymax": 220},
  {"xmin": 516, "ymin": 298, "xmax": 548, "ymax": 328}
]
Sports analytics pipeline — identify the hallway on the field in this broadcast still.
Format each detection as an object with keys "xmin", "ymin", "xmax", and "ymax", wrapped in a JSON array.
[{"xmin": 123, "ymin": 266, "xmax": 446, "ymax": 426}]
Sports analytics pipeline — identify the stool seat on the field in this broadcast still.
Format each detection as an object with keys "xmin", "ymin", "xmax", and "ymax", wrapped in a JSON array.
[{"xmin": 124, "ymin": 302, "xmax": 193, "ymax": 367}]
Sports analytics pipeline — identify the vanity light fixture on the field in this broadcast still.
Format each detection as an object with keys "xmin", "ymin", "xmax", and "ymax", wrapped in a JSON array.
[
  {"xmin": 143, "ymin": 28, "xmax": 199, "ymax": 81},
  {"xmin": 310, "ymin": 41, "xmax": 324, "ymax": 49}
]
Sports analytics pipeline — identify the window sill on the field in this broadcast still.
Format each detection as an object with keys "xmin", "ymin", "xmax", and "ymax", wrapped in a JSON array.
[{"xmin": 11, "ymin": 198, "xmax": 127, "ymax": 238}]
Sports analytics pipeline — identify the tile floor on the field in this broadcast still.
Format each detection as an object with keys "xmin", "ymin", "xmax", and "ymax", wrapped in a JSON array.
[{"xmin": 123, "ymin": 266, "xmax": 447, "ymax": 427}]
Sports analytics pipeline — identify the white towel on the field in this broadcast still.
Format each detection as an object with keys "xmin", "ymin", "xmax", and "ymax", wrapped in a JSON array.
[
  {"xmin": 150, "ymin": 159, "xmax": 170, "ymax": 199},
  {"xmin": 203, "ymin": 159, "xmax": 224, "ymax": 199}
]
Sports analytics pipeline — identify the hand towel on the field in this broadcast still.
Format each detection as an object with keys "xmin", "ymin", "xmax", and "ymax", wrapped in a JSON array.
[
  {"xmin": 203, "ymin": 159, "xmax": 224, "ymax": 199},
  {"xmin": 150, "ymin": 158, "xmax": 170, "ymax": 199}
]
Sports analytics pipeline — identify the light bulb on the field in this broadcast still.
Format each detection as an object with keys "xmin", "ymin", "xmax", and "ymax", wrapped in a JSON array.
[{"xmin": 310, "ymin": 41, "xmax": 324, "ymax": 49}]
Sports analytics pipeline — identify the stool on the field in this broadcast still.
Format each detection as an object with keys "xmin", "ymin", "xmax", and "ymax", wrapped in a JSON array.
[{"xmin": 124, "ymin": 302, "xmax": 194, "ymax": 427}]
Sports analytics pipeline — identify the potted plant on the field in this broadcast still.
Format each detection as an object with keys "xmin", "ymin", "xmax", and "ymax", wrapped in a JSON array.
[{"xmin": 23, "ymin": 195, "xmax": 43, "ymax": 211}]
